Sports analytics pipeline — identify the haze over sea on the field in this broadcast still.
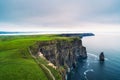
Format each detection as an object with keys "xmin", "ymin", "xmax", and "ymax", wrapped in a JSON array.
[{"xmin": 69, "ymin": 33, "xmax": 120, "ymax": 80}]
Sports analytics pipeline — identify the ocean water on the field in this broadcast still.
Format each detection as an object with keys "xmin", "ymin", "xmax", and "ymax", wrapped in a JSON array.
[{"xmin": 69, "ymin": 34, "xmax": 120, "ymax": 80}]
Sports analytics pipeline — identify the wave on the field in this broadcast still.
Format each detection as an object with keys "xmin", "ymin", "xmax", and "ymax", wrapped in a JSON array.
[
  {"xmin": 87, "ymin": 53, "xmax": 98, "ymax": 58},
  {"xmin": 84, "ymin": 69, "xmax": 94, "ymax": 80},
  {"xmin": 84, "ymin": 69, "xmax": 94, "ymax": 75}
]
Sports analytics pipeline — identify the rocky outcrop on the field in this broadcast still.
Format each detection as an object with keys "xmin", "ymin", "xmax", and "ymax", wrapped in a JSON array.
[
  {"xmin": 99, "ymin": 52, "xmax": 105, "ymax": 61},
  {"xmin": 31, "ymin": 38, "xmax": 87, "ymax": 80}
]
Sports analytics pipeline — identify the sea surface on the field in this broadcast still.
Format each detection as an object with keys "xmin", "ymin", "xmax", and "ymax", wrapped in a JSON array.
[{"xmin": 69, "ymin": 34, "xmax": 120, "ymax": 80}]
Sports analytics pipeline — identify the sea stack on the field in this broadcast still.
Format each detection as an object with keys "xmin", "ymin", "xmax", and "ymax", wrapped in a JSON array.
[{"xmin": 99, "ymin": 52, "xmax": 105, "ymax": 61}]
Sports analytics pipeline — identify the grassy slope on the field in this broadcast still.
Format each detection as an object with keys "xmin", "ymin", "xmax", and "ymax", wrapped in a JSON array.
[{"xmin": 0, "ymin": 35, "xmax": 68, "ymax": 80}]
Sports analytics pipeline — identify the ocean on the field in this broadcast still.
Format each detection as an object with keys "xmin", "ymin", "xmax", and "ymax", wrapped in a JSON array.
[{"xmin": 69, "ymin": 34, "xmax": 120, "ymax": 80}]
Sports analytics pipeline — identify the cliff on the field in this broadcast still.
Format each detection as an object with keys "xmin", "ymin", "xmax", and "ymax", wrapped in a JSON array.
[{"xmin": 30, "ymin": 38, "xmax": 87, "ymax": 80}]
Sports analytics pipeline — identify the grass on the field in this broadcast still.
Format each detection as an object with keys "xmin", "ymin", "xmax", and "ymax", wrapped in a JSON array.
[
  {"xmin": 0, "ymin": 34, "xmax": 69, "ymax": 80},
  {"xmin": 0, "ymin": 49, "xmax": 48, "ymax": 80},
  {"xmin": 37, "ymin": 57, "xmax": 62, "ymax": 80}
]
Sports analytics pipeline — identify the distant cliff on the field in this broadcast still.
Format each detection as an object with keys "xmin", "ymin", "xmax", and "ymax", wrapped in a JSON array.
[
  {"xmin": 60, "ymin": 33, "xmax": 95, "ymax": 38},
  {"xmin": 30, "ymin": 38, "xmax": 87, "ymax": 80}
]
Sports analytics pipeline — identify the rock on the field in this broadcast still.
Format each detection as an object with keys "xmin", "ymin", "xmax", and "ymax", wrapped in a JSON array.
[
  {"xmin": 35, "ymin": 39, "xmax": 87, "ymax": 67},
  {"xmin": 99, "ymin": 52, "xmax": 105, "ymax": 61},
  {"xmin": 31, "ymin": 38, "xmax": 87, "ymax": 80}
]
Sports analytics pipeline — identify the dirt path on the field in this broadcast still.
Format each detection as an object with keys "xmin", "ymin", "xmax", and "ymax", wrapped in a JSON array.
[
  {"xmin": 28, "ymin": 48, "xmax": 55, "ymax": 80},
  {"xmin": 41, "ymin": 64, "xmax": 55, "ymax": 80}
]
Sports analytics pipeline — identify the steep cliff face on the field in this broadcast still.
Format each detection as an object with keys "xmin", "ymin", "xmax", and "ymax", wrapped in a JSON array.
[{"xmin": 31, "ymin": 38, "xmax": 87, "ymax": 79}]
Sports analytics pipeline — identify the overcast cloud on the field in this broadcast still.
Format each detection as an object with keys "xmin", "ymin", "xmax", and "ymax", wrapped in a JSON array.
[{"xmin": 0, "ymin": 0, "xmax": 120, "ymax": 33}]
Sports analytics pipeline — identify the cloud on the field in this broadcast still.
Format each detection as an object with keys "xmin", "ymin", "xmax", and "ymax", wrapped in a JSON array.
[
  {"xmin": 1, "ymin": 0, "xmax": 119, "ymax": 23},
  {"xmin": 0, "ymin": 0, "xmax": 120, "ymax": 32}
]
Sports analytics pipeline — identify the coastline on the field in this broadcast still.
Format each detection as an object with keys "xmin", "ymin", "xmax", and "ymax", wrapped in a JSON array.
[{"xmin": 0, "ymin": 33, "xmax": 94, "ymax": 80}]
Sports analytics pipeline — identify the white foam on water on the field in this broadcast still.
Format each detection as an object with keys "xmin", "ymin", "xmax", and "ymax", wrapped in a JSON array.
[
  {"xmin": 84, "ymin": 69, "xmax": 94, "ymax": 80},
  {"xmin": 87, "ymin": 53, "xmax": 109, "ymax": 61},
  {"xmin": 84, "ymin": 69, "xmax": 94, "ymax": 75},
  {"xmin": 87, "ymin": 53, "xmax": 98, "ymax": 58},
  {"xmin": 83, "ymin": 53, "xmax": 109, "ymax": 80},
  {"xmin": 87, "ymin": 53, "xmax": 98, "ymax": 60},
  {"xmin": 105, "ymin": 58, "xmax": 108, "ymax": 60}
]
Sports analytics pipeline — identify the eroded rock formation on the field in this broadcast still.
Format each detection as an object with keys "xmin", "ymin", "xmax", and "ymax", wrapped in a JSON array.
[
  {"xmin": 31, "ymin": 38, "xmax": 87, "ymax": 80},
  {"xmin": 99, "ymin": 52, "xmax": 105, "ymax": 61}
]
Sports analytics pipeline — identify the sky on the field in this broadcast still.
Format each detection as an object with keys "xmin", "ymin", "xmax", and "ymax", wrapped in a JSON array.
[{"xmin": 0, "ymin": 0, "xmax": 120, "ymax": 33}]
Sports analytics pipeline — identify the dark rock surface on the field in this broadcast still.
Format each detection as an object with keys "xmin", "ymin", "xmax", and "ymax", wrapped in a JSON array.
[
  {"xmin": 38, "ymin": 39, "xmax": 87, "ymax": 67},
  {"xmin": 99, "ymin": 52, "xmax": 105, "ymax": 61},
  {"xmin": 31, "ymin": 38, "xmax": 87, "ymax": 80}
]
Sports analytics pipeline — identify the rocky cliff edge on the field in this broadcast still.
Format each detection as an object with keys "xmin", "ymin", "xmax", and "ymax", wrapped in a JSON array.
[{"xmin": 30, "ymin": 38, "xmax": 87, "ymax": 80}]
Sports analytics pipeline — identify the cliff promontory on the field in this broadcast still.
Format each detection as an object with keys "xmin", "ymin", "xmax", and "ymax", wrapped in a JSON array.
[{"xmin": 31, "ymin": 38, "xmax": 87, "ymax": 80}]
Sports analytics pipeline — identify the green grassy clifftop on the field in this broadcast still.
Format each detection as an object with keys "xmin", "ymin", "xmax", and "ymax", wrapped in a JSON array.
[
  {"xmin": 0, "ymin": 34, "xmax": 87, "ymax": 80},
  {"xmin": 0, "ymin": 35, "xmax": 68, "ymax": 80}
]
